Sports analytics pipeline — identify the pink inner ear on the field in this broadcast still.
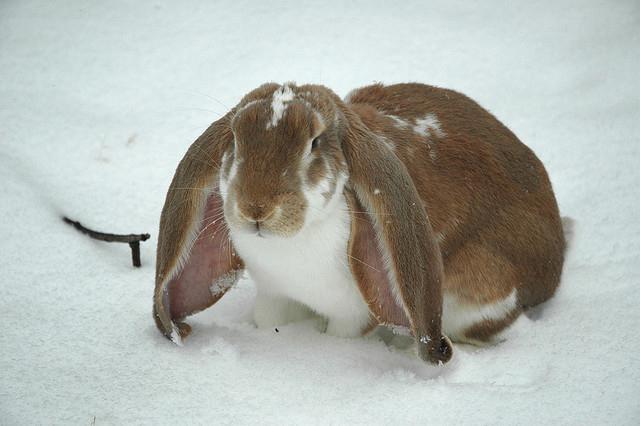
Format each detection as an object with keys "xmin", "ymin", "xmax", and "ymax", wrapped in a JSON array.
[
  {"xmin": 168, "ymin": 190, "xmax": 241, "ymax": 320},
  {"xmin": 350, "ymin": 212, "xmax": 411, "ymax": 329}
]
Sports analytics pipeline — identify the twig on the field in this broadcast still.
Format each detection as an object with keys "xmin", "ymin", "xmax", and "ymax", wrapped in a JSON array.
[{"xmin": 63, "ymin": 216, "xmax": 150, "ymax": 267}]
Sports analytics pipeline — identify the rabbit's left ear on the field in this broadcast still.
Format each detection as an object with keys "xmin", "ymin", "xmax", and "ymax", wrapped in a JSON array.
[
  {"xmin": 339, "ymin": 105, "xmax": 453, "ymax": 364},
  {"xmin": 153, "ymin": 111, "xmax": 243, "ymax": 345}
]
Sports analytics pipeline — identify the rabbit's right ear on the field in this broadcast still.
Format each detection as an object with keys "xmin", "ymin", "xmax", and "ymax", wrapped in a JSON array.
[
  {"xmin": 153, "ymin": 111, "xmax": 243, "ymax": 345},
  {"xmin": 338, "ymin": 104, "xmax": 453, "ymax": 364}
]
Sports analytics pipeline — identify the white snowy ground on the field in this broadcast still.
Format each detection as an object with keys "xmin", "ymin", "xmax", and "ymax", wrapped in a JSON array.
[{"xmin": 1, "ymin": 0, "xmax": 639, "ymax": 424}]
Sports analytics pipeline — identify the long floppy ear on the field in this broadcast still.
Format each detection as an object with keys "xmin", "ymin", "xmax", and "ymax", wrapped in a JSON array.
[
  {"xmin": 153, "ymin": 111, "xmax": 243, "ymax": 345},
  {"xmin": 340, "ymin": 106, "xmax": 453, "ymax": 364}
]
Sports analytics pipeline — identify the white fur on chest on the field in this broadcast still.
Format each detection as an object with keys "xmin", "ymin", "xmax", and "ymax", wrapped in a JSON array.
[{"xmin": 229, "ymin": 194, "xmax": 371, "ymax": 333}]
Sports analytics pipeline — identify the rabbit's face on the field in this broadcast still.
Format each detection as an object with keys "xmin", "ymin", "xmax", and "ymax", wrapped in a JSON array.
[{"xmin": 219, "ymin": 85, "xmax": 348, "ymax": 238}]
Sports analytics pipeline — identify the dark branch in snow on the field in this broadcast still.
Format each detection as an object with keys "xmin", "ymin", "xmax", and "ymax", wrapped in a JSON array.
[{"xmin": 62, "ymin": 216, "xmax": 150, "ymax": 267}]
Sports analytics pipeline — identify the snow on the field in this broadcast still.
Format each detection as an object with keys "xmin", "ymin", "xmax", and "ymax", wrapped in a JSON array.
[
  {"xmin": 1, "ymin": 0, "xmax": 639, "ymax": 424},
  {"xmin": 210, "ymin": 271, "xmax": 242, "ymax": 297}
]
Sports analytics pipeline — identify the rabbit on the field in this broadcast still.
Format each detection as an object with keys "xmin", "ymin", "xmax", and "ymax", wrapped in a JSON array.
[{"xmin": 153, "ymin": 82, "xmax": 565, "ymax": 364}]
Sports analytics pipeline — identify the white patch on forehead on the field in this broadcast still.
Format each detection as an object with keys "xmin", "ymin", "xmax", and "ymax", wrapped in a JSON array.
[
  {"xmin": 413, "ymin": 113, "xmax": 445, "ymax": 138},
  {"xmin": 267, "ymin": 85, "xmax": 295, "ymax": 129}
]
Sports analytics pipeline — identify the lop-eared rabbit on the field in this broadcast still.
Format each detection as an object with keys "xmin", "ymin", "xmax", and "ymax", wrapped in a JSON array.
[{"xmin": 153, "ymin": 83, "xmax": 565, "ymax": 364}]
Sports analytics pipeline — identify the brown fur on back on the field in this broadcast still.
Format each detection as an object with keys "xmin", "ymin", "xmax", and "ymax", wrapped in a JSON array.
[{"xmin": 347, "ymin": 83, "xmax": 565, "ymax": 310}]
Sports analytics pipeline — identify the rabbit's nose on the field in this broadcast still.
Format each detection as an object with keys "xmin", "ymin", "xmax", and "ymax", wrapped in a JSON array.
[{"xmin": 237, "ymin": 201, "xmax": 275, "ymax": 223}]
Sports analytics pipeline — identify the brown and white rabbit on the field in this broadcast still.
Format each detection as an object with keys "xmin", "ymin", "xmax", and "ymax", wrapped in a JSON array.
[{"xmin": 153, "ymin": 82, "xmax": 565, "ymax": 364}]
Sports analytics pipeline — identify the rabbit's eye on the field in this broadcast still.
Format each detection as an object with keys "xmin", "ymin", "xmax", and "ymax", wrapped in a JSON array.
[{"xmin": 311, "ymin": 137, "xmax": 320, "ymax": 151}]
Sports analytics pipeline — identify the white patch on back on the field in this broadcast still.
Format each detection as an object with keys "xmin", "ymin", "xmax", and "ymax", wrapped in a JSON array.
[
  {"xmin": 267, "ymin": 85, "xmax": 295, "ymax": 129},
  {"xmin": 413, "ymin": 113, "xmax": 445, "ymax": 138},
  {"xmin": 387, "ymin": 115, "xmax": 411, "ymax": 129},
  {"xmin": 442, "ymin": 288, "xmax": 518, "ymax": 342},
  {"xmin": 412, "ymin": 113, "xmax": 445, "ymax": 161}
]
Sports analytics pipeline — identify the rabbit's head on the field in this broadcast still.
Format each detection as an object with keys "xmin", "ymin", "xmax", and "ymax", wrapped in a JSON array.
[{"xmin": 220, "ymin": 83, "xmax": 347, "ymax": 238}]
